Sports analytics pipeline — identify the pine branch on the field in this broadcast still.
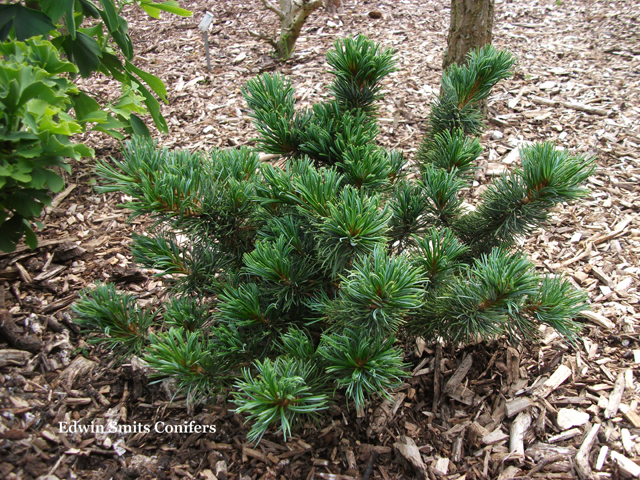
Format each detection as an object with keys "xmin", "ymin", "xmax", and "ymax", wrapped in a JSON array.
[
  {"xmin": 232, "ymin": 357, "xmax": 329, "ymax": 444},
  {"xmin": 327, "ymin": 35, "xmax": 396, "ymax": 114},
  {"xmin": 243, "ymin": 74, "xmax": 298, "ymax": 155},
  {"xmin": 317, "ymin": 186, "xmax": 390, "ymax": 277},
  {"xmin": 418, "ymin": 165, "xmax": 465, "ymax": 227},
  {"xmin": 408, "ymin": 250, "xmax": 539, "ymax": 343},
  {"xmin": 411, "ymin": 227, "xmax": 469, "ymax": 287},
  {"xmin": 72, "ymin": 283, "xmax": 154, "ymax": 357},
  {"xmin": 329, "ymin": 246, "xmax": 424, "ymax": 335},
  {"xmin": 453, "ymin": 142, "xmax": 594, "ymax": 255},
  {"xmin": 83, "ymin": 37, "xmax": 594, "ymax": 444},
  {"xmin": 319, "ymin": 328, "xmax": 407, "ymax": 412},
  {"xmin": 416, "ymin": 129, "xmax": 482, "ymax": 178},
  {"xmin": 146, "ymin": 328, "xmax": 232, "ymax": 399},
  {"xmin": 387, "ymin": 180, "xmax": 431, "ymax": 252}
]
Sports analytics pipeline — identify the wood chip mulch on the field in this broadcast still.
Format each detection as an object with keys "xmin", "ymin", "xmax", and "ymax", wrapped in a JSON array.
[{"xmin": 1, "ymin": 0, "xmax": 639, "ymax": 479}]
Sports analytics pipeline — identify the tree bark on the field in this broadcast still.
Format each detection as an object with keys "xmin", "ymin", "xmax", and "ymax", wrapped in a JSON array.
[
  {"xmin": 443, "ymin": 0, "xmax": 494, "ymax": 70},
  {"xmin": 325, "ymin": 0, "xmax": 342, "ymax": 15},
  {"xmin": 274, "ymin": 0, "xmax": 323, "ymax": 60}
]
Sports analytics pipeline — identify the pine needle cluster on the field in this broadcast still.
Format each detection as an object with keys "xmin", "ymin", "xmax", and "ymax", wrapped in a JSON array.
[{"xmin": 74, "ymin": 36, "xmax": 593, "ymax": 443}]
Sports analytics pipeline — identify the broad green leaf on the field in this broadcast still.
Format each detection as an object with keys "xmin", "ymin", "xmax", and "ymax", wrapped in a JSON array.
[
  {"xmin": 66, "ymin": 0, "xmax": 77, "ymax": 39},
  {"xmin": 40, "ymin": 116, "xmax": 82, "ymax": 135},
  {"xmin": 40, "ymin": 0, "xmax": 74, "ymax": 23},
  {"xmin": 24, "ymin": 38, "xmax": 78, "ymax": 75},
  {"xmin": 79, "ymin": 23, "xmax": 103, "ymax": 38},
  {"xmin": 78, "ymin": 0, "xmax": 101, "ymax": 19},
  {"xmin": 12, "ymin": 5, "xmax": 57, "ymax": 41},
  {"xmin": 29, "ymin": 167, "xmax": 47, "ymax": 189},
  {"xmin": 19, "ymin": 82, "xmax": 64, "ymax": 112},
  {"xmin": 11, "ymin": 171, "xmax": 32, "ymax": 183},
  {"xmin": 140, "ymin": 1, "xmax": 192, "ymax": 18},
  {"xmin": 130, "ymin": 113, "xmax": 152, "ymax": 138},
  {"xmin": 0, "ymin": 5, "xmax": 18, "ymax": 35},
  {"xmin": 97, "ymin": 0, "xmax": 119, "ymax": 33},
  {"xmin": 43, "ymin": 169, "xmax": 65, "ymax": 192},
  {"xmin": 80, "ymin": 110, "xmax": 108, "ymax": 123},
  {"xmin": 70, "ymin": 32, "xmax": 102, "ymax": 77},
  {"xmin": 100, "ymin": 52, "xmax": 126, "ymax": 81},
  {"xmin": 14, "ymin": 142, "xmax": 43, "ymax": 159},
  {"xmin": 93, "ymin": 115, "xmax": 128, "ymax": 139},
  {"xmin": 6, "ymin": 192, "xmax": 44, "ymax": 218},
  {"xmin": 72, "ymin": 91, "xmax": 101, "ymax": 119},
  {"xmin": 140, "ymin": 3, "xmax": 161, "ymax": 19},
  {"xmin": 111, "ymin": 25, "xmax": 133, "ymax": 60},
  {"xmin": 23, "ymin": 221, "xmax": 38, "ymax": 250},
  {"xmin": 130, "ymin": 76, "xmax": 168, "ymax": 133},
  {"xmin": 126, "ymin": 61, "xmax": 167, "ymax": 101},
  {"xmin": 94, "ymin": 126, "xmax": 125, "ymax": 139},
  {"xmin": 73, "ymin": 143, "xmax": 94, "ymax": 158},
  {"xmin": 0, "ymin": 215, "xmax": 25, "ymax": 253}
]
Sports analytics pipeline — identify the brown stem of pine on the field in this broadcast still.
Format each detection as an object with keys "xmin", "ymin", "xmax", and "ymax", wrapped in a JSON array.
[{"xmin": 443, "ymin": 0, "xmax": 495, "ymax": 70}]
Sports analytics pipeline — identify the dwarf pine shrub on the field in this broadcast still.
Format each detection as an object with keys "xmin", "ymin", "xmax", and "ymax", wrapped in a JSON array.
[{"xmin": 73, "ymin": 36, "xmax": 593, "ymax": 443}]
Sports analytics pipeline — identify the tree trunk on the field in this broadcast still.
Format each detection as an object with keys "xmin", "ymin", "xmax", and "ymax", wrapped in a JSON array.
[
  {"xmin": 443, "ymin": 0, "xmax": 494, "ymax": 70},
  {"xmin": 325, "ymin": 0, "xmax": 342, "ymax": 15},
  {"xmin": 274, "ymin": 0, "xmax": 323, "ymax": 60}
]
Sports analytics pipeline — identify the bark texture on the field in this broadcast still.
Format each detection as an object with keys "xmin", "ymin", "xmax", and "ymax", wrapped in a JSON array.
[
  {"xmin": 251, "ymin": 0, "xmax": 323, "ymax": 60},
  {"xmin": 325, "ymin": 0, "xmax": 342, "ymax": 15},
  {"xmin": 275, "ymin": 0, "xmax": 323, "ymax": 60},
  {"xmin": 443, "ymin": 0, "xmax": 495, "ymax": 70}
]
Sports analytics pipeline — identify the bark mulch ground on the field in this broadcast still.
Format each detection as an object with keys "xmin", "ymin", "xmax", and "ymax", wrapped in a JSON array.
[{"xmin": 1, "ymin": 0, "xmax": 639, "ymax": 479}]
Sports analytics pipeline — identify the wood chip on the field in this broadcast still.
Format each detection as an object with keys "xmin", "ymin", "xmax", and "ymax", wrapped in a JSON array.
[
  {"xmin": 605, "ymin": 372, "xmax": 626, "ymax": 419},
  {"xmin": 509, "ymin": 411, "xmax": 531, "ymax": 458},
  {"xmin": 595, "ymin": 446, "xmax": 608, "ymax": 471},
  {"xmin": 505, "ymin": 397, "xmax": 533, "ymax": 418},
  {"xmin": 575, "ymin": 423, "xmax": 600, "ymax": 479},
  {"xmin": 54, "ymin": 356, "xmax": 97, "ymax": 389},
  {"xmin": 0, "ymin": 236, "xmax": 78, "ymax": 258},
  {"xmin": 433, "ymin": 457, "xmax": 449, "ymax": 475},
  {"xmin": 243, "ymin": 447, "xmax": 268, "ymax": 463},
  {"xmin": 549, "ymin": 428, "xmax": 582, "ymax": 443},
  {"xmin": 444, "ymin": 353, "xmax": 473, "ymax": 395},
  {"xmin": 497, "ymin": 466, "xmax": 521, "ymax": 480},
  {"xmin": 621, "ymin": 428, "xmax": 634, "ymax": 455},
  {"xmin": 556, "ymin": 408, "xmax": 590, "ymax": 430},
  {"xmin": 393, "ymin": 436, "xmax": 426, "ymax": 480},
  {"xmin": 529, "ymin": 95, "xmax": 609, "ymax": 116},
  {"xmin": 624, "ymin": 409, "xmax": 640, "ymax": 428},
  {"xmin": 578, "ymin": 310, "xmax": 616, "ymax": 330},
  {"xmin": 610, "ymin": 450, "xmax": 640, "ymax": 478},
  {"xmin": 533, "ymin": 365, "xmax": 572, "ymax": 398},
  {"xmin": 0, "ymin": 349, "xmax": 33, "ymax": 367}
]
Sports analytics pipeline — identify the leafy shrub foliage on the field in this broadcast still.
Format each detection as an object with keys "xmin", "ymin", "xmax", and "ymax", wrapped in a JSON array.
[
  {"xmin": 0, "ymin": 38, "xmax": 91, "ymax": 250},
  {"xmin": 0, "ymin": 0, "xmax": 191, "ymax": 251},
  {"xmin": 75, "ymin": 36, "xmax": 593, "ymax": 442}
]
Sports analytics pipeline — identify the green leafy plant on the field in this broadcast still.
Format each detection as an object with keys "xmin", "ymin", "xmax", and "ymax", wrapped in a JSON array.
[
  {"xmin": 0, "ymin": 0, "xmax": 191, "ymax": 251},
  {"xmin": 0, "ymin": 38, "xmax": 91, "ymax": 251},
  {"xmin": 77, "ymin": 36, "xmax": 593, "ymax": 443}
]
